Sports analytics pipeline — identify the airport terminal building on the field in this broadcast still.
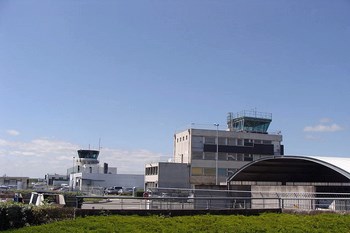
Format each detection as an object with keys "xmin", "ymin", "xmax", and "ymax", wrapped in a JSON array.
[{"xmin": 145, "ymin": 110, "xmax": 284, "ymax": 189}]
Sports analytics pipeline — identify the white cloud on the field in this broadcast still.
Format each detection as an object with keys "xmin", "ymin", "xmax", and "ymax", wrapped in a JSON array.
[
  {"xmin": 303, "ymin": 123, "xmax": 344, "ymax": 133},
  {"xmin": 319, "ymin": 118, "xmax": 332, "ymax": 123},
  {"xmin": 304, "ymin": 135, "xmax": 322, "ymax": 141},
  {"xmin": 0, "ymin": 138, "xmax": 169, "ymax": 178},
  {"xmin": 6, "ymin": 130, "xmax": 20, "ymax": 136}
]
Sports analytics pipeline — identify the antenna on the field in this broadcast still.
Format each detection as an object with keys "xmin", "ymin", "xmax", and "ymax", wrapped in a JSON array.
[{"xmin": 98, "ymin": 138, "xmax": 102, "ymax": 151}]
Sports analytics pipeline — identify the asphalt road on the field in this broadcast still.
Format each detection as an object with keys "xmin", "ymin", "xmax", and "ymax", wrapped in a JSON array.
[{"xmin": 82, "ymin": 198, "xmax": 148, "ymax": 210}]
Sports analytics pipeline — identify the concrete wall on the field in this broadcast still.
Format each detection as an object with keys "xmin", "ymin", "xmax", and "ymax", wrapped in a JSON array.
[
  {"xmin": 159, "ymin": 163, "xmax": 190, "ymax": 188},
  {"xmin": 194, "ymin": 185, "xmax": 230, "ymax": 209},
  {"xmin": 251, "ymin": 186, "xmax": 315, "ymax": 209}
]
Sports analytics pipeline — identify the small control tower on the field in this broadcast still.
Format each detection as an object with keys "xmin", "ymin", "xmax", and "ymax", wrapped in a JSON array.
[
  {"xmin": 76, "ymin": 150, "xmax": 100, "ymax": 165},
  {"xmin": 227, "ymin": 110, "xmax": 272, "ymax": 133}
]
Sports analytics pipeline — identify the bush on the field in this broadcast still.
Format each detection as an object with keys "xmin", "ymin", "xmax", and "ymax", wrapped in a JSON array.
[
  {"xmin": 6, "ymin": 213, "xmax": 350, "ymax": 233},
  {"xmin": 135, "ymin": 190, "xmax": 144, "ymax": 197},
  {"xmin": 0, "ymin": 202, "xmax": 75, "ymax": 231}
]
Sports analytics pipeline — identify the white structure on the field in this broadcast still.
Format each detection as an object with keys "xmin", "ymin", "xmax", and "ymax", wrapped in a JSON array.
[
  {"xmin": 69, "ymin": 150, "xmax": 144, "ymax": 191},
  {"xmin": 174, "ymin": 111, "xmax": 283, "ymax": 186}
]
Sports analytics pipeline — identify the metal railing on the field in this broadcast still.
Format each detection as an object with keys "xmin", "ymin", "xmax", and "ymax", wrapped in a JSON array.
[{"xmin": 74, "ymin": 187, "xmax": 350, "ymax": 211}]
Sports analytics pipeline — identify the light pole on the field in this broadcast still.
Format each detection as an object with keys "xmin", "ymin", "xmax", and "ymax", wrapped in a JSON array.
[
  {"xmin": 214, "ymin": 123, "xmax": 219, "ymax": 185},
  {"xmin": 71, "ymin": 156, "xmax": 75, "ymax": 191}
]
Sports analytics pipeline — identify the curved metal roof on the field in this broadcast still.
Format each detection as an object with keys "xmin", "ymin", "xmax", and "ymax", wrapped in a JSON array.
[
  {"xmin": 308, "ymin": 156, "xmax": 350, "ymax": 175},
  {"xmin": 227, "ymin": 155, "xmax": 350, "ymax": 183}
]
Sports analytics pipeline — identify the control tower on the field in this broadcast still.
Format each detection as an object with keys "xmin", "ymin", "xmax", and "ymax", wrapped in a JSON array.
[
  {"xmin": 76, "ymin": 149, "xmax": 100, "ymax": 165},
  {"xmin": 227, "ymin": 110, "xmax": 272, "ymax": 133}
]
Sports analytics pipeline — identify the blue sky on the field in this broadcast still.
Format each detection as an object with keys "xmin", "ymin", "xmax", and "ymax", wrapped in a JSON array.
[{"xmin": 0, "ymin": 0, "xmax": 349, "ymax": 177}]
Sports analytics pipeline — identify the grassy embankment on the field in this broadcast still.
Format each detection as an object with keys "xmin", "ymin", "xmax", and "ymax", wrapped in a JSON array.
[{"xmin": 4, "ymin": 213, "xmax": 350, "ymax": 233}]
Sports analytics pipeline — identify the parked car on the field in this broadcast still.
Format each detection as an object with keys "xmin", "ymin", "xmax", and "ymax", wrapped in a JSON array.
[
  {"xmin": 118, "ymin": 187, "xmax": 134, "ymax": 195},
  {"xmin": 0, "ymin": 185, "xmax": 9, "ymax": 191},
  {"xmin": 104, "ymin": 186, "xmax": 122, "ymax": 195}
]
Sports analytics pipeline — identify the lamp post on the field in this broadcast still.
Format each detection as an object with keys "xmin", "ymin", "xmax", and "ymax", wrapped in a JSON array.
[
  {"xmin": 72, "ymin": 157, "xmax": 75, "ymax": 174},
  {"xmin": 214, "ymin": 123, "xmax": 219, "ymax": 185}
]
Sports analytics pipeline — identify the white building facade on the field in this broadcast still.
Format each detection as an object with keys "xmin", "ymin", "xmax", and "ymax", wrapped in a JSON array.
[{"xmin": 69, "ymin": 150, "xmax": 144, "ymax": 191}]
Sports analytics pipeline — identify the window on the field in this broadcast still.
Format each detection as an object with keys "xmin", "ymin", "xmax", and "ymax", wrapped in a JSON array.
[
  {"xmin": 227, "ymin": 138, "xmax": 236, "ymax": 145},
  {"xmin": 237, "ymin": 154, "xmax": 244, "ymax": 161},
  {"xmin": 204, "ymin": 168, "xmax": 215, "ymax": 176},
  {"xmin": 218, "ymin": 153, "xmax": 226, "ymax": 160},
  {"xmin": 192, "ymin": 167, "xmax": 203, "ymax": 176},
  {"xmin": 146, "ymin": 166, "xmax": 158, "ymax": 175},
  {"xmin": 244, "ymin": 154, "xmax": 253, "ymax": 161},
  {"xmin": 218, "ymin": 168, "xmax": 227, "ymax": 177},
  {"xmin": 244, "ymin": 139, "xmax": 253, "ymax": 146},
  {"xmin": 205, "ymin": 137, "xmax": 216, "ymax": 144},
  {"xmin": 192, "ymin": 152, "xmax": 203, "ymax": 160},
  {"xmin": 218, "ymin": 137, "xmax": 226, "ymax": 145},
  {"xmin": 227, "ymin": 153, "xmax": 236, "ymax": 161},
  {"xmin": 204, "ymin": 152, "xmax": 216, "ymax": 160},
  {"xmin": 192, "ymin": 136, "xmax": 204, "ymax": 152}
]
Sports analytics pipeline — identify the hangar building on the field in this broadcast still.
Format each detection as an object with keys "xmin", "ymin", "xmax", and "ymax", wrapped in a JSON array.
[{"xmin": 227, "ymin": 156, "xmax": 350, "ymax": 210}]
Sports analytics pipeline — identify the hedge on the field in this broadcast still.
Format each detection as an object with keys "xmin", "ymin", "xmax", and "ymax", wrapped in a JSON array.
[{"xmin": 0, "ymin": 202, "xmax": 75, "ymax": 231}]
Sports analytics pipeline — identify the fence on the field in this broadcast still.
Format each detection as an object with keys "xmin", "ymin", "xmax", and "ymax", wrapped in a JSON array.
[{"xmin": 77, "ymin": 188, "xmax": 350, "ymax": 212}]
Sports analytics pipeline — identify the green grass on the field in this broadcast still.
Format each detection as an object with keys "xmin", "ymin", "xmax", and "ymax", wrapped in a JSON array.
[{"xmin": 4, "ymin": 213, "xmax": 350, "ymax": 233}]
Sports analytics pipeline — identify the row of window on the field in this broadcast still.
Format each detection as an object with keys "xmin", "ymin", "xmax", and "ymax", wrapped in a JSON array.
[
  {"xmin": 145, "ymin": 182, "xmax": 158, "ymax": 188},
  {"xmin": 176, "ymin": 135, "xmax": 188, "ymax": 143},
  {"xmin": 193, "ymin": 136, "xmax": 272, "ymax": 146},
  {"xmin": 76, "ymin": 166, "xmax": 93, "ymax": 173},
  {"xmin": 191, "ymin": 167, "xmax": 238, "ymax": 177},
  {"xmin": 145, "ymin": 166, "xmax": 158, "ymax": 175},
  {"xmin": 176, "ymin": 135, "xmax": 274, "ymax": 146},
  {"xmin": 192, "ymin": 152, "xmax": 264, "ymax": 161}
]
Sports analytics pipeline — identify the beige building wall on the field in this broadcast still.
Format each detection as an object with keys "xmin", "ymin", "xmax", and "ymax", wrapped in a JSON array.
[{"xmin": 174, "ymin": 128, "xmax": 283, "ymax": 186}]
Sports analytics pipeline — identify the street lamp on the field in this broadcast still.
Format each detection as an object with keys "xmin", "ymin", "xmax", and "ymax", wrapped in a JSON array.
[
  {"xmin": 72, "ymin": 157, "xmax": 75, "ymax": 174},
  {"xmin": 214, "ymin": 123, "xmax": 219, "ymax": 185}
]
